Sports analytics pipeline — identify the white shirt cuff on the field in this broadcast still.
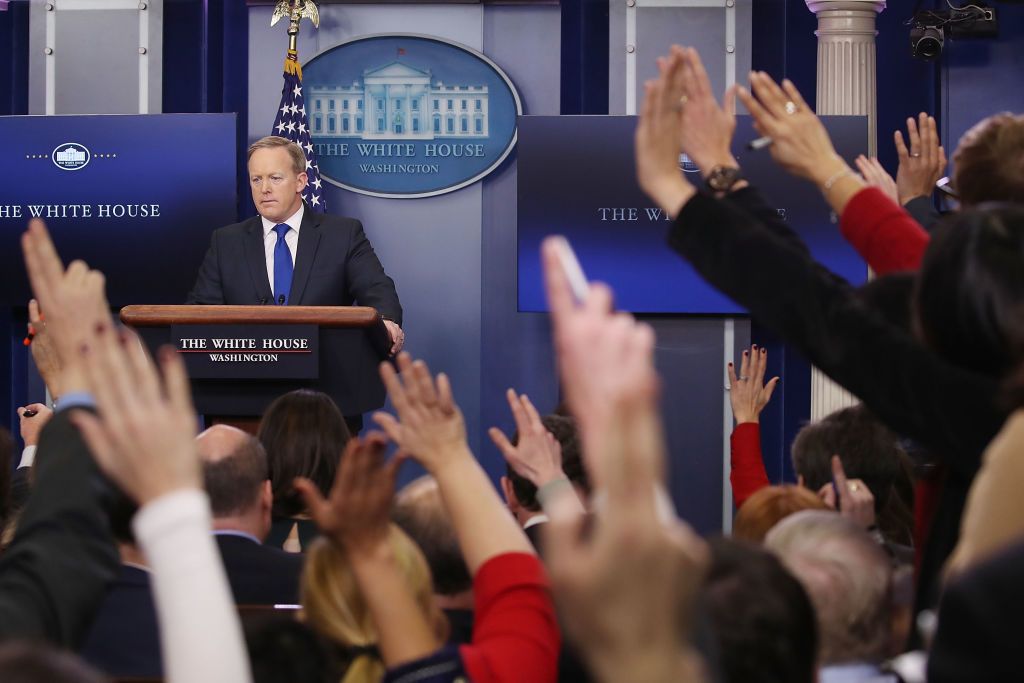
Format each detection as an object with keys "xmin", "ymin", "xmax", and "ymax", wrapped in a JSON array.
[{"xmin": 18, "ymin": 445, "xmax": 36, "ymax": 469}]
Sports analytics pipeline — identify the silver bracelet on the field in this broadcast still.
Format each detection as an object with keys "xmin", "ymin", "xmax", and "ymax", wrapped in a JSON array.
[{"xmin": 823, "ymin": 167, "xmax": 853, "ymax": 192}]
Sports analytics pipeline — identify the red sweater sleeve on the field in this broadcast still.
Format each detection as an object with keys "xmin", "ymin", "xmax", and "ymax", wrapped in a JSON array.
[
  {"xmin": 459, "ymin": 552, "xmax": 560, "ymax": 683},
  {"xmin": 840, "ymin": 187, "xmax": 930, "ymax": 275},
  {"xmin": 731, "ymin": 422, "xmax": 770, "ymax": 509}
]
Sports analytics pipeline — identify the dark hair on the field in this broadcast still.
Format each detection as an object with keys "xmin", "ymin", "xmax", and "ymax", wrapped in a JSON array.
[
  {"xmin": 203, "ymin": 435, "xmax": 269, "ymax": 517},
  {"xmin": 791, "ymin": 405, "xmax": 915, "ymax": 546},
  {"xmin": 258, "ymin": 390, "xmax": 351, "ymax": 518},
  {"xmin": 0, "ymin": 641, "xmax": 106, "ymax": 683},
  {"xmin": 392, "ymin": 476, "xmax": 472, "ymax": 596},
  {"xmin": 245, "ymin": 617, "xmax": 338, "ymax": 683},
  {"xmin": 703, "ymin": 538, "xmax": 818, "ymax": 683},
  {"xmin": 953, "ymin": 112, "xmax": 1024, "ymax": 207},
  {"xmin": 506, "ymin": 414, "xmax": 589, "ymax": 512},
  {"xmin": 915, "ymin": 204, "xmax": 1024, "ymax": 378}
]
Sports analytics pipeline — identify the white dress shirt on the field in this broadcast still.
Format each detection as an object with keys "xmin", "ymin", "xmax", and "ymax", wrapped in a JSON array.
[{"xmin": 261, "ymin": 203, "xmax": 303, "ymax": 300}]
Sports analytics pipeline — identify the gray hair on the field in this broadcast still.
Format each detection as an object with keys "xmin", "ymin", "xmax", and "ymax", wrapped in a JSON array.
[{"xmin": 765, "ymin": 510, "xmax": 892, "ymax": 666}]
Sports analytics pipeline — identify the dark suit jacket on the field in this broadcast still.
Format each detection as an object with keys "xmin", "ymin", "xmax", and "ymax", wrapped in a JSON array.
[
  {"xmin": 928, "ymin": 538, "xmax": 1024, "ymax": 682},
  {"xmin": 79, "ymin": 564, "xmax": 162, "ymax": 679},
  {"xmin": 186, "ymin": 208, "xmax": 402, "ymax": 324},
  {"xmin": 0, "ymin": 409, "xmax": 119, "ymax": 647},
  {"xmin": 216, "ymin": 533, "xmax": 304, "ymax": 605}
]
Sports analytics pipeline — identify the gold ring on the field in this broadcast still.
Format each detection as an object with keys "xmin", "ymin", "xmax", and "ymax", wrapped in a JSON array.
[
  {"xmin": 785, "ymin": 101, "xmax": 798, "ymax": 115},
  {"xmin": 680, "ymin": 95, "xmax": 689, "ymax": 105},
  {"xmin": 849, "ymin": 483, "xmax": 860, "ymax": 492}
]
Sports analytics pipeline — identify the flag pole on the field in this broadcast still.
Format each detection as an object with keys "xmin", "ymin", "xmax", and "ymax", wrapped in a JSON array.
[
  {"xmin": 269, "ymin": 0, "xmax": 326, "ymax": 212},
  {"xmin": 271, "ymin": 0, "xmax": 321, "ymax": 79}
]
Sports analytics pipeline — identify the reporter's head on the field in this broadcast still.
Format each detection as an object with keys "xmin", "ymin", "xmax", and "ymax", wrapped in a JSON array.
[
  {"xmin": 914, "ymin": 204, "xmax": 1024, "ymax": 377},
  {"xmin": 301, "ymin": 528, "xmax": 448, "ymax": 683},
  {"xmin": 259, "ymin": 389, "xmax": 350, "ymax": 519},
  {"xmin": 953, "ymin": 113, "xmax": 1024, "ymax": 207}
]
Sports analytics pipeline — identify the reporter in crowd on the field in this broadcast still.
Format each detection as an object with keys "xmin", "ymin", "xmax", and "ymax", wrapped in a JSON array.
[
  {"xmin": 489, "ymin": 391, "xmax": 588, "ymax": 550},
  {"xmin": 766, "ymin": 511, "xmax": 896, "ymax": 683},
  {"xmin": 296, "ymin": 353, "xmax": 561, "ymax": 683},
  {"xmin": 258, "ymin": 388, "xmax": 352, "ymax": 551},
  {"xmin": 392, "ymin": 475, "xmax": 474, "ymax": 644},
  {"xmin": 634, "ymin": 45, "xmax": 1020, "ymax": 618}
]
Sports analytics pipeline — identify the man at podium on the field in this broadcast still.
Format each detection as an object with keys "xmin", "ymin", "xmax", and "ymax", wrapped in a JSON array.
[{"xmin": 186, "ymin": 135, "xmax": 404, "ymax": 355}]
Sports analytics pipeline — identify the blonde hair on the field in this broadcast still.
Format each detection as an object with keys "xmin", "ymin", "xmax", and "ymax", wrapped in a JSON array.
[
  {"xmin": 247, "ymin": 135, "xmax": 307, "ymax": 175},
  {"xmin": 301, "ymin": 526, "xmax": 447, "ymax": 683}
]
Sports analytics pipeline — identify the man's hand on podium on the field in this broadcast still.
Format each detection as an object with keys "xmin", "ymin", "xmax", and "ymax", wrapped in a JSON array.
[{"xmin": 383, "ymin": 320, "xmax": 405, "ymax": 356}]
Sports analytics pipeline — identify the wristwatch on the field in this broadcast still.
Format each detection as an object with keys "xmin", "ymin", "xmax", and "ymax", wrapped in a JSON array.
[{"xmin": 705, "ymin": 165, "xmax": 744, "ymax": 193}]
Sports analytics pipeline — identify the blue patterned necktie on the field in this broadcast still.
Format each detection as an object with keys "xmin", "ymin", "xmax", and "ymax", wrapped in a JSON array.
[{"xmin": 273, "ymin": 224, "xmax": 293, "ymax": 305}]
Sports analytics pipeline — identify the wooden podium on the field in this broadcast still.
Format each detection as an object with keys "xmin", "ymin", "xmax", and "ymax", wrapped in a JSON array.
[{"xmin": 120, "ymin": 305, "xmax": 391, "ymax": 422}]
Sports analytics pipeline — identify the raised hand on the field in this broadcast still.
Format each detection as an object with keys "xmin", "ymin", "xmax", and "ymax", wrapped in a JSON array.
[
  {"xmin": 737, "ymin": 72, "xmax": 865, "ymax": 212},
  {"xmin": 21, "ymin": 219, "xmax": 112, "ymax": 397},
  {"xmin": 488, "ymin": 389, "xmax": 564, "ymax": 487},
  {"xmin": 635, "ymin": 46, "xmax": 697, "ymax": 219},
  {"xmin": 855, "ymin": 155, "xmax": 899, "ymax": 204},
  {"xmin": 674, "ymin": 46, "xmax": 739, "ymax": 176},
  {"xmin": 738, "ymin": 73, "xmax": 846, "ymax": 183},
  {"xmin": 727, "ymin": 345, "xmax": 780, "ymax": 425},
  {"xmin": 817, "ymin": 455, "xmax": 876, "ymax": 530},
  {"xmin": 544, "ymin": 342, "xmax": 708, "ymax": 682},
  {"xmin": 26, "ymin": 298, "xmax": 65, "ymax": 398},
  {"xmin": 895, "ymin": 113, "xmax": 947, "ymax": 205},
  {"xmin": 72, "ymin": 327, "xmax": 201, "ymax": 505},
  {"xmin": 541, "ymin": 237, "xmax": 660, "ymax": 488},
  {"xmin": 372, "ymin": 353, "xmax": 469, "ymax": 474},
  {"xmin": 17, "ymin": 403, "xmax": 53, "ymax": 447},
  {"xmin": 296, "ymin": 432, "xmax": 404, "ymax": 552}
]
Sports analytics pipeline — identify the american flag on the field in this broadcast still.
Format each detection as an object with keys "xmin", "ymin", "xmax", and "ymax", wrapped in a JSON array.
[{"xmin": 272, "ymin": 65, "xmax": 326, "ymax": 212}]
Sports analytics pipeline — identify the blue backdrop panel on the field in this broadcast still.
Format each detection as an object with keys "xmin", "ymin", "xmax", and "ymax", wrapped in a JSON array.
[
  {"xmin": 517, "ymin": 115, "xmax": 868, "ymax": 314},
  {"xmin": 0, "ymin": 113, "xmax": 237, "ymax": 305}
]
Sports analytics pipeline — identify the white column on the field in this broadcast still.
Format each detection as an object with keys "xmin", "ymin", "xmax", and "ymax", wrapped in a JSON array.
[
  {"xmin": 806, "ymin": 0, "xmax": 885, "ymax": 420},
  {"xmin": 806, "ymin": 0, "xmax": 886, "ymax": 155}
]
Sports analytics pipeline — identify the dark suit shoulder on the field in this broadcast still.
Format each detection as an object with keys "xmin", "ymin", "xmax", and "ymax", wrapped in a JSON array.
[
  {"xmin": 214, "ymin": 534, "xmax": 304, "ymax": 605},
  {"xmin": 215, "ymin": 534, "xmax": 304, "ymax": 567},
  {"xmin": 209, "ymin": 215, "xmax": 264, "ymax": 240}
]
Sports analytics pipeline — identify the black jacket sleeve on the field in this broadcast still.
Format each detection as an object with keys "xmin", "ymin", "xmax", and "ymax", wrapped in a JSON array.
[
  {"xmin": 903, "ymin": 196, "xmax": 942, "ymax": 232},
  {"xmin": 0, "ymin": 409, "xmax": 119, "ymax": 647},
  {"xmin": 667, "ymin": 191, "xmax": 1003, "ymax": 480},
  {"xmin": 725, "ymin": 185, "xmax": 813, "ymax": 259},
  {"xmin": 344, "ymin": 220, "xmax": 402, "ymax": 326}
]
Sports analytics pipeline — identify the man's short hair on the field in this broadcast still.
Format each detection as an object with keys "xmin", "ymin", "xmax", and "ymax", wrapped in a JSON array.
[
  {"xmin": 506, "ymin": 414, "xmax": 589, "ymax": 512},
  {"xmin": 393, "ymin": 476, "xmax": 471, "ymax": 596},
  {"xmin": 790, "ymin": 405, "xmax": 914, "ymax": 545},
  {"xmin": 953, "ymin": 112, "xmax": 1024, "ymax": 207},
  {"xmin": 765, "ymin": 510, "xmax": 893, "ymax": 666},
  {"xmin": 247, "ymin": 135, "xmax": 307, "ymax": 175},
  {"xmin": 202, "ymin": 435, "xmax": 269, "ymax": 518},
  {"xmin": 703, "ymin": 537, "xmax": 818, "ymax": 683}
]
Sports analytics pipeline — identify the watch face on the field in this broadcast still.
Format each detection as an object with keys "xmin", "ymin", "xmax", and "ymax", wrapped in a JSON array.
[{"xmin": 708, "ymin": 167, "xmax": 741, "ymax": 192}]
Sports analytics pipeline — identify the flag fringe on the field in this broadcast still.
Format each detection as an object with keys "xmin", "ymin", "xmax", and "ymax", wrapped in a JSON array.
[{"xmin": 284, "ymin": 50, "xmax": 303, "ymax": 81}]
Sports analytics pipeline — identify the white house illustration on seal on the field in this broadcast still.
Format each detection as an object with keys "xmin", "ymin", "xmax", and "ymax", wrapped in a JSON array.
[{"xmin": 309, "ymin": 61, "xmax": 489, "ymax": 140}]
